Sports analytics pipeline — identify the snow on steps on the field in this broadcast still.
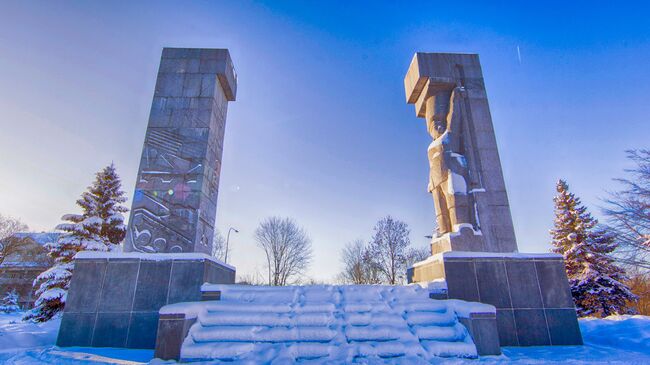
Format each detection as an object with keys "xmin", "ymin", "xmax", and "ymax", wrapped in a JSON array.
[{"xmin": 177, "ymin": 285, "xmax": 479, "ymax": 363}]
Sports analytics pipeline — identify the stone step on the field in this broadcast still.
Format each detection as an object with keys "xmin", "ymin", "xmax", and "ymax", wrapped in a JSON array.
[
  {"xmin": 204, "ymin": 302, "xmax": 292, "ymax": 313},
  {"xmin": 192, "ymin": 325, "xmax": 337, "ymax": 343},
  {"xmin": 405, "ymin": 310, "xmax": 457, "ymax": 326},
  {"xmin": 422, "ymin": 339, "xmax": 477, "ymax": 358},
  {"xmin": 413, "ymin": 323, "xmax": 467, "ymax": 341},
  {"xmin": 179, "ymin": 285, "xmax": 480, "ymax": 362},
  {"xmin": 199, "ymin": 311, "xmax": 335, "ymax": 327}
]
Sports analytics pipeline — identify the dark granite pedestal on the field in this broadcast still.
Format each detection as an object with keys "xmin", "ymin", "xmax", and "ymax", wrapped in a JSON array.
[
  {"xmin": 56, "ymin": 251, "xmax": 235, "ymax": 349},
  {"xmin": 408, "ymin": 252, "xmax": 583, "ymax": 347}
]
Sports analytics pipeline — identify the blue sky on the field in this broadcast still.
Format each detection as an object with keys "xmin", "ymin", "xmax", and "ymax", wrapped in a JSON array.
[{"xmin": 1, "ymin": 1, "xmax": 648, "ymax": 281}]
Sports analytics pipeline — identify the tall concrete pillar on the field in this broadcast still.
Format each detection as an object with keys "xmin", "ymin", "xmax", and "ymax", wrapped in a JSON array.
[{"xmin": 125, "ymin": 48, "xmax": 237, "ymax": 254}]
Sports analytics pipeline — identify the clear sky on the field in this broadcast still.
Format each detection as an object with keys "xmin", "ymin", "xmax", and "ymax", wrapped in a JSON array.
[{"xmin": 1, "ymin": 1, "xmax": 649, "ymax": 282}]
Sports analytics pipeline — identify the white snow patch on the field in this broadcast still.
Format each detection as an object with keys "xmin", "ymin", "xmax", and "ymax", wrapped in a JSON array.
[
  {"xmin": 443, "ymin": 299, "xmax": 496, "ymax": 318},
  {"xmin": 450, "ymin": 152, "xmax": 468, "ymax": 168},
  {"xmin": 411, "ymin": 255, "xmax": 442, "ymax": 269},
  {"xmin": 74, "ymin": 251, "xmax": 235, "ymax": 271},
  {"xmin": 159, "ymin": 301, "xmax": 207, "ymax": 320},
  {"xmin": 2, "ymin": 308, "xmax": 650, "ymax": 364},
  {"xmin": 439, "ymin": 251, "xmax": 562, "ymax": 260},
  {"xmin": 412, "ymin": 278, "xmax": 448, "ymax": 291},
  {"xmin": 450, "ymin": 223, "xmax": 482, "ymax": 236},
  {"xmin": 447, "ymin": 171, "xmax": 468, "ymax": 195},
  {"xmin": 428, "ymin": 131, "xmax": 450, "ymax": 150},
  {"xmin": 410, "ymin": 251, "xmax": 560, "ymax": 270}
]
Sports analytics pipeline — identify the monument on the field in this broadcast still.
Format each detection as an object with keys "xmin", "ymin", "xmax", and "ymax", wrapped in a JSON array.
[
  {"xmin": 405, "ymin": 53, "xmax": 583, "ymax": 347},
  {"xmin": 124, "ymin": 48, "xmax": 237, "ymax": 254},
  {"xmin": 56, "ymin": 48, "xmax": 237, "ymax": 350},
  {"xmin": 404, "ymin": 53, "xmax": 517, "ymax": 254}
]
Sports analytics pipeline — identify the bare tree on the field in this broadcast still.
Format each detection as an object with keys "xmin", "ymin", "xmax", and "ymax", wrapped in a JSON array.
[
  {"xmin": 627, "ymin": 271, "xmax": 650, "ymax": 315},
  {"xmin": 339, "ymin": 239, "xmax": 383, "ymax": 284},
  {"xmin": 604, "ymin": 149, "xmax": 650, "ymax": 269},
  {"xmin": 368, "ymin": 216, "xmax": 411, "ymax": 284},
  {"xmin": 339, "ymin": 239, "xmax": 366, "ymax": 284},
  {"xmin": 0, "ymin": 214, "xmax": 29, "ymax": 266},
  {"xmin": 212, "ymin": 230, "xmax": 228, "ymax": 262},
  {"xmin": 361, "ymin": 248, "xmax": 383, "ymax": 284},
  {"xmin": 405, "ymin": 245, "xmax": 431, "ymax": 268},
  {"xmin": 255, "ymin": 217, "xmax": 312, "ymax": 286},
  {"xmin": 236, "ymin": 271, "xmax": 266, "ymax": 285}
]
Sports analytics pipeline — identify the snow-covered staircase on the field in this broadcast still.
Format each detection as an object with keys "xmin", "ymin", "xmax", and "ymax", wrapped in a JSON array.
[{"xmin": 178, "ymin": 285, "xmax": 478, "ymax": 363}]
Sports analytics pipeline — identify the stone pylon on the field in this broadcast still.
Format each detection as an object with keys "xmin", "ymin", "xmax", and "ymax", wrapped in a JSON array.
[
  {"xmin": 404, "ymin": 52, "xmax": 517, "ymax": 254},
  {"xmin": 405, "ymin": 54, "xmax": 583, "ymax": 348},
  {"xmin": 124, "ymin": 48, "xmax": 237, "ymax": 254}
]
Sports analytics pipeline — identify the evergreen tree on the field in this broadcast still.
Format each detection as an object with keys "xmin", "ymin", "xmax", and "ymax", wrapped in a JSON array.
[
  {"xmin": 0, "ymin": 288, "xmax": 20, "ymax": 313},
  {"xmin": 89, "ymin": 163, "xmax": 128, "ymax": 249},
  {"xmin": 24, "ymin": 164, "xmax": 128, "ymax": 322},
  {"xmin": 551, "ymin": 179, "xmax": 637, "ymax": 317}
]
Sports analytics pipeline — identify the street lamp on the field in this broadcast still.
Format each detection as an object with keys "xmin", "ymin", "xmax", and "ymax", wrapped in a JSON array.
[{"xmin": 224, "ymin": 227, "xmax": 239, "ymax": 264}]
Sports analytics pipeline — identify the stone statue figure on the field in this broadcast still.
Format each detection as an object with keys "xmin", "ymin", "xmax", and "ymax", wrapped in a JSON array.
[
  {"xmin": 424, "ymin": 83, "xmax": 474, "ymax": 236},
  {"xmin": 405, "ymin": 53, "xmax": 518, "ymax": 254}
]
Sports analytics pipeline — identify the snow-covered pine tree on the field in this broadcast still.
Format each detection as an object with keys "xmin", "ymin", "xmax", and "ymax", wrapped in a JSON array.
[
  {"xmin": 551, "ymin": 179, "xmax": 637, "ymax": 317},
  {"xmin": 0, "ymin": 288, "xmax": 20, "ymax": 313},
  {"xmin": 23, "ymin": 164, "xmax": 128, "ymax": 322},
  {"xmin": 23, "ymin": 210, "xmax": 106, "ymax": 322},
  {"xmin": 91, "ymin": 163, "xmax": 128, "ymax": 249}
]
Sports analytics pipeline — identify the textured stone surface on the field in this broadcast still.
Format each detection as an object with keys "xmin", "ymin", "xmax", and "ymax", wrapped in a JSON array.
[
  {"xmin": 92, "ymin": 312, "xmax": 130, "ymax": 347},
  {"xmin": 514, "ymin": 309, "xmax": 551, "ymax": 346},
  {"xmin": 444, "ymin": 261, "xmax": 480, "ymax": 302},
  {"xmin": 505, "ymin": 260, "xmax": 543, "ymax": 309},
  {"xmin": 495, "ymin": 309, "xmax": 518, "ymax": 346},
  {"xmin": 460, "ymin": 313, "xmax": 501, "ymax": 356},
  {"xmin": 57, "ymin": 253, "xmax": 235, "ymax": 349},
  {"xmin": 536, "ymin": 260, "xmax": 575, "ymax": 309},
  {"xmin": 475, "ymin": 260, "xmax": 511, "ymax": 309},
  {"xmin": 98, "ymin": 260, "xmax": 139, "ymax": 312},
  {"xmin": 127, "ymin": 312, "xmax": 161, "ymax": 349},
  {"xmin": 56, "ymin": 312, "xmax": 95, "ymax": 347},
  {"xmin": 545, "ymin": 308, "xmax": 583, "ymax": 345},
  {"xmin": 154, "ymin": 315, "xmax": 197, "ymax": 361},
  {"xmin": 64, "ymin": 260, "xmax": 106, "ymax": 312},
  {"xmin": 125, "ymin": 48, "xmax": 237, "ymax": 254},
  {"xmin": 133, "ymin": 260, "xmax": 172, "ymax": 311},
  {"xmin": 404, "ymin": 53, "xmax": 517, "ymax": 253}
]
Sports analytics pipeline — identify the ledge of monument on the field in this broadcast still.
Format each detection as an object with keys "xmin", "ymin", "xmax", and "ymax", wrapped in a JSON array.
[
  {"xmin": 159, "ymin": 301, "xmax": 208, "ymax": 319},
  {"xmin": 437, "ymin": 251, "xmax": 562, "ymax": 260},
  {"xmin": 442, "ymin": 299, "xmax": 496, "ymax": 318},
  {"xmin": 74, "ymin": 251, "xmax": 236, "ymax": 271}
]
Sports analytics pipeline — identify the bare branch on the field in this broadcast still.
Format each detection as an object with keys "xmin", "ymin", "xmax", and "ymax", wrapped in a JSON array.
[
  {"xmin": 254, "ymin": 217, "xmax": 312, "ymax": 286},
  {"xmin": 0, "ymin": 214, "xmax": 29, "ymax": 266}
]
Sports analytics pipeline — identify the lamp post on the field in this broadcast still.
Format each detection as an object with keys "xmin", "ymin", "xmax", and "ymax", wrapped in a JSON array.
[{"xmin": 225, "ymin": 227, "xmax": 239, "ymax": 264}]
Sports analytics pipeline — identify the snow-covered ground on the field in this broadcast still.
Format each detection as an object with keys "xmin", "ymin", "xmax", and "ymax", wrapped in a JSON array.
[
  {"xmin": 0, "ymin": 312, "xmax": 152, "ymax": 364},
  {"xmin": 1, "ymin": 311, "xmax": 649, "ymax": 364}
]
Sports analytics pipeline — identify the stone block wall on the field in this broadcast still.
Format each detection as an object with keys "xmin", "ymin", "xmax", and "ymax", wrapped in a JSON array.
[
  {"xmin": 57, "ymin": 252, "xmax": 235, "ymax": 349},
  {"xmin": 409, "ymin": 252, "xmax": 583, "ymax": 347}
]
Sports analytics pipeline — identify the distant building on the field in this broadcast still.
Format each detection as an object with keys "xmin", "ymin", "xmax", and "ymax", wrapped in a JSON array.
[{"xmin": 0, "ymin": 232, "xmax": 59, "ymax": 309}]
